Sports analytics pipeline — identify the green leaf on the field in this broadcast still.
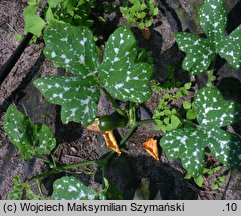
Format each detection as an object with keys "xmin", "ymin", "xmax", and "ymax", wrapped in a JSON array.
[
  {"xmin": 153, "ymin": 8, "xmax": 159, "ymax": 16},
  {"xmin": 34, "ymin": 22, "xmax": 100, "ymax": 125},
  {"xmin": 52, "ymin": 176, "xmax": 96, "ymax": 200},
  {"xmin": 184, "ymin": 82, "xmax": 192, "ymax": 90},
  {"xmin": 213, "ymin": 166, "xmax": 221, "ymax": 172},
  {"xmin": 145, "ymin": 20, "xmax": 152, "ymax": 28},
  {"xmin": 160, "ymin": 86, "xmax": 241, "ymax": 177},
  {"xmin": 48, "ymin": 0, "xmax": 62, "ymax": 8},
  {"xmin": 46, "ymin": 7, "xmax": 55, "ymax": 24},
  {"xmin": 99, "ymin": 26, "xmax": 153, "ymax": 103},
  {"xmin": 164, "ymin": 117, "xmax": 170, "ymax": 125},
  {"xmin": 210, "ymin": 184, "xmax": 219, "ymax": 190},
  {"xmin": 43, "ymin": 22, "xmax": 99, "ymax": 79},
  {"xmin": 140, "ymin": 4, "xmax": 147, "ymax": 10},
  {"xmin": 184, "ymin": 174, "xmax": 192, "ymax": 179},
  {"xmin": 218, "ymin": 176, "xmax": 226, "ymax": 183},
  {"xmin": 194, "ymin": 175, "xmax": 204, "ymax": 187},
  {"xmin": 9, "ymin": 175, "xmax": 42, "ymax": 200},
  {"xmin": 23, "ymin": 5, "xmax": 45, "ymax": 36},
  {"xmin": 176, "ymin": 91, "xmax": 183, "ymax": 98},
  {"xmin": 28, "ymin": 0, "xmax": 39, "ymax": 6},
  {"xmin": 186, "ymin": 109, "xmax": 197, "ymax": 120},
  {"xmin": 8, "ymin": 176, "xmax": 24, "ymax": 200},
  {"xmin": 3, "ymin": 105, "xmax": 56, "ymax": 161},
  {"xmin": 183, "ymin": 101, "xmax": 192, "ymax": 110},
  {"xmin": 15, "ymin": 33, "xmax": 23, "ymax": 41},
  {"xmin": 34, "ymin": 76, "xmax": 99, "ymax": 125},
  {"xmin": 202, "ymin": 168, "xmax": 210, "ymax": 174},
  {"xmin": 170, "ymin": 115, "xmax": 180, "ymax": 128},
  {"xmin": 139, "ymin": 22, "xmax": 145, "ymax": 29},
  {"xmin": 175, "ymin": 32, "xmax": 214, "ymax": 75},
  {"xmin": 207, "ymin": 169, "xmax": 214, "ymax": 175}
]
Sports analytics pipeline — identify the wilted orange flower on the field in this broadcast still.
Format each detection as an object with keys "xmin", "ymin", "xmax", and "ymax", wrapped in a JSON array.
[
  {"xmin": 103, "ymin": 131, "xmax": 121, "ymax": 156},
  {"xmin": 143, "ymin": 138, "xmax": 159, "ymax": 161},
  {"xmin": 86, "ymin": 119, "xmax": 100, "ymax": 132}
]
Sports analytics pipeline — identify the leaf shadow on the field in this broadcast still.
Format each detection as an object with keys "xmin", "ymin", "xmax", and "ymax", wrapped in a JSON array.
[{"xmin": 102, "ymin": 154, "xmax": 198, "ymax": 200}]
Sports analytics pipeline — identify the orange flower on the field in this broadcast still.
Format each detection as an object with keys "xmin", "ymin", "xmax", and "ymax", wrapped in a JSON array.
[
  {"xmin": 143, "ymin": 138, "xmax": 159, "ymax": 161},
  {"xmin": 103, "ymin": 131, "xmax": 121, "ymax": 156}
]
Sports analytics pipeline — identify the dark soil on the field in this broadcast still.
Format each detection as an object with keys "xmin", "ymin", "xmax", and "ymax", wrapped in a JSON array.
[{"xmin": 0, "ymin": 0, "xmax": 241, "ymax": 200}]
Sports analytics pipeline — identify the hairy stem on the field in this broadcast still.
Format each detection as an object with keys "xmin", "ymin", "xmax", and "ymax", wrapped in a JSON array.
[
  {"xmin": 207, "ymin": 70, "xmax": 214, "ymax": 87},
  {"xmin": 120, "ymin": 125, "xmax": 137, "ymax": 146},
  {"xmin": 28, "ymin": 159, "xmax": 99, "ymax": 181},
  {"xmin": 128, "ymin": 102, "xmax": 136, "ymax": 126}
]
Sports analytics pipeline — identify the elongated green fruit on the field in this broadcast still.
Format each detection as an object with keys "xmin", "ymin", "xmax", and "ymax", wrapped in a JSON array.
[{"xmin": 98, "ymin": 114, "xmax": 128, "ymax": 131}]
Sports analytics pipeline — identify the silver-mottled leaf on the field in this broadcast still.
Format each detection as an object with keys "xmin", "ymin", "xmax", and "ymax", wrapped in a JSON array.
[
  {"xmin": 99, "ymin": 26, "xmax": 153, "ymax": 103},
  {"xmin": 206, "ymin": 128, "xmax": 241, "ymax": 170},
  {"xmin": 160, "ymin": 86, "xmax": 241, "ymax": 177},
  {"xmin": 3, "ymin": 105, "xmax": 56, "ymax": 161},
  {"xmin": 199, "ymin": 0, "xmax": 226, "ymax": 44},
  {"xmin": 175, "ymin": 0, "xmax": 241, "ymax": 74},
  {"xmin": 217, "ymin": 25, "xmax": 241, "ymax": 69},
  {"xmin": 34, "ymin": 76, "xmax": 99, "ymax": 125},
  {"xmin": 175, "ymin": 32, "xmax": 214, "ymax": 75},
  {"xmin": 52, "ymin": 176, "xmax": 96, "ymax": 200},
  {"xmin": 44, "ymin": 22, "xmax": 99, "ymax": 79},
  {"xmin": 195, "ymin": 87, "xmax": 241, "ymax": 128},
  {"xmin": 160, "ymin": 128, "xmax": 205, "ymax": 177}
]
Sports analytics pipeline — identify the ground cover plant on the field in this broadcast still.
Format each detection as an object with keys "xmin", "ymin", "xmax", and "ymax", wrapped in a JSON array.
[
  {"xmin": 19, "ymin": 0, "xmax": 96, "ymax": 42},
  {"xmin": 2, "ymin": 0, "xmax": 241, "ymax": 199},
  {"xmin": 120, "ymin": 0, "xmax": 159, "ymax": 39}
]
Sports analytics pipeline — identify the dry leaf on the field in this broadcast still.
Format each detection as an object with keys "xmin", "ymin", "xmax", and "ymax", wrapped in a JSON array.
[
  {"xmin": 86, "ymin": 119, "xmax": 100, "ymax": 132},
  {"xmin": 143, "ymin": 138, "xmax": 159, "ymax": 161},
  {"xmin": 103, "ymin": 131, "xmax": 121, "ymax": 156}
]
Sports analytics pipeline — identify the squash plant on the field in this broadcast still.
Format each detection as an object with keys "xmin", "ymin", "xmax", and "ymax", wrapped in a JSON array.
[
  {"xmin": 160, "ymin": 0, "xmax": 241, "ymax": 178},
  {"xmin": 175, "ymin": 0, "xmax": 241, "ymax": 75},
  {"xmin": 160, "ymin": 87, "xmax": 241, "ymax": 177},
  {"xmin": 4, "ymin": 105, "xmax": 123, "ymax": 200},
  {"xmin": 4, "ymin": 21, "xmax": 155, "ymax": 200},
  {"xmin": 3, "ymin": 104, "xmax": 56, "ymax": 160},
  {"xmin": 34, "ymin": 22, "xmax": 154, "ymax": 126},
  {"xmin": 3, "ymin": 0, "xmax": 241, "ymax": 199}
]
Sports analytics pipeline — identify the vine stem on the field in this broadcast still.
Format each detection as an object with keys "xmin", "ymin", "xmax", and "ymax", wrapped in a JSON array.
[
  {"xmin": 118, "ymin": 119, "xmax": 157, "ymax": 147},
  {"xmin": 36, "ymin": 156, "xmax": 50, "ymax": 164},
  {"xmin": 207, "ymin": 55, "xmax": 217, "ymax": 86},
  {"xmin": 120, "ymin": 125, "xmax": 137, "ymax": 146},
  {"xmin": 207, "ymin": 69, "xmax": 214, "ymax": 87},
  {"xmin": 101, "ymin": 88, "xmax": 126, "ymax": 118},
  {"xmin": 28, "ymin": 118, "xmax": 157, "ymax": 182},
  {"xmin": 28, "ymin": 159, "xmax": 99, "ymax": 182},
  {"xmin": 28, "ymin": 125, "xmax": 137, "ymax": 182}
]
